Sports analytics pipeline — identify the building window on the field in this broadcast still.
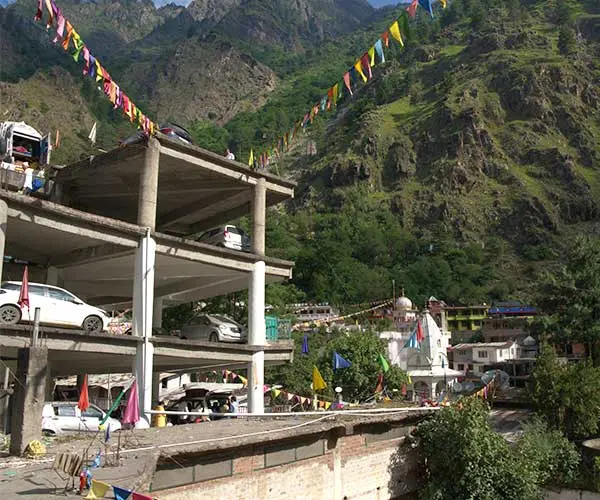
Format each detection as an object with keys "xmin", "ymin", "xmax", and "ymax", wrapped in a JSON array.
[
  {"xmin": 468, "ymin": 364, "xmax": 474, "ymax": 370},
  {"xmin": 437, "ymin": 339, "xmax": 441, "ymax": 348},
  {"xmin": 162, "ymin": 379, "xmax": 168, "ymax": 389},
  {"xmin": 477, "ymin": 351, "xmax": 488, "ymax": 358},
  {"xmin": 458, "ymin": 364, "xmax": 464, "ymax": 371}
]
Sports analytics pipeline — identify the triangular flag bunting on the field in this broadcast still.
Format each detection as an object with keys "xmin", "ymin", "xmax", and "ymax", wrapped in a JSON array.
[
  {"xmin": 78, "ymin": 374, "xmax": 90, "ymax": 412},
  {"xmin": 85, "ymin": 480, "xmax": 110, "ymax": 499},
  {"xmin": 333, "ymin": 352, "xmax": 352, "ymax": 371},
  {"xmin": 312, "ymin": 366, "xmax": 327, "ymax": 391},
  {"xmin": 113, "ymin": 486, "xmax": 133, "ymax": 500},
  {"xmin": 389, "ymin": 20, "xmax": 404, "ymax": 47},
  {"xmin": 378, "ymin": 354, "xmax": 390, "ymax": 373}
]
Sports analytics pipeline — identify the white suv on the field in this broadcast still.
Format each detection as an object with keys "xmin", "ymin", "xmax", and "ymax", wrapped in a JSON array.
[
  {"xmin": 42, "ymin": 402, "xmax": 121, "ymax": 435},
  {"xmin": 197, "ymin": 225, "xmax": 251, "ymax": 252},
  {"xmin": 0, "ymin": 281, "xmax": 110, "ymax": 334}
]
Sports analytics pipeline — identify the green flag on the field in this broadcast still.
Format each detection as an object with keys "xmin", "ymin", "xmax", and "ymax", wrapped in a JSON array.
[{"xmin": 378, "ymin": 354, "xmax": 390, "ymax": 373}]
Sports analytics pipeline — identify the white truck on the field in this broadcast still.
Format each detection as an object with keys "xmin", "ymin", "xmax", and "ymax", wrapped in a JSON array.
[
  {"xmin": 0, "ymin": 121, "xmax": 51, "ymax": 166},
  {"xmin": 0, "ymin": 122, "xmax": 53, "ymax": 195}
]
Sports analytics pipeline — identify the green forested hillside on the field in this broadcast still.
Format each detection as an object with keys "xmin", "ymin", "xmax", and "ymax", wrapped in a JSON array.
[{"xmin": 1, "ymin": 0, "xmax": 599, "ymax": 309}]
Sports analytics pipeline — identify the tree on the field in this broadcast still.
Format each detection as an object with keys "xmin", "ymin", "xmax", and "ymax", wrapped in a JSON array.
[
  {"xmin": 416, "ymin": 398, "xmax": 579, "ymax": 500},
  {"xmin": 266, "ymin": 328, "xmax": 407, "ymax": 402},
  {"xmin": 558, "ymin": 25, "xmax": 577, "ymax": 56},
  {"xmin": 530, "ymin": 343, "xmax": 600, "ymax": 439},
  {"xmin": 535, "ymin": 235, "xmax": 600, "ymax": 365}
]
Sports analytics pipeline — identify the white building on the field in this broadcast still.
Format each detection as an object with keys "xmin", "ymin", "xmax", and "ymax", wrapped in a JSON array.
[
  {"xmin": 449, "ymin": 341, "xmax": 519, "ymax": 373},
  {"xmin": 379, "ymin": 294, "xmax": 461, "ymax": 401}
]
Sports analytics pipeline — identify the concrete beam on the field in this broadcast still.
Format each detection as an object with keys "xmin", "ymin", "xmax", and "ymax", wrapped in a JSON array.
[
  {"xmin": 159, "ymin": 145, "xmax": 295, "ymax": 199},
  {"xmin": 51, "ymin": 243, "xmax": 137, "ymax": 268},
  {"xmin": 72, "ymin": 185, "xmax": 244, "ymax": 200},
  {"xmin": 158, "ymin": 189, "xmax": 251, "ymax": 228}
]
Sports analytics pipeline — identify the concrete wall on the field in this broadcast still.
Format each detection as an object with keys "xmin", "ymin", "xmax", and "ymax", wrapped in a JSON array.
[
  {"xmin": 544, "ymin": 489, "xmax": 600, "ymax": 500},
  {"xmin": 153, "ymin": 423, "xmax": 423, "ymax": 500}
]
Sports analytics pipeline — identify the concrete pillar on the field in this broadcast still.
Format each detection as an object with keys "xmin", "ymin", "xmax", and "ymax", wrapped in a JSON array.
[
  {"xmin": 247, "ymin": 179, "xmax": 267, "ymax": 414},
  {"xmin": 0, "ymin": 200, "xmax": 7, "ymax": 283},
  {"xmin": 251, "ymin": 177, "xmax": 266, "ymax": 256},
  {"xmin": 132, "ymin": 231, "xmax": 156, "ymax": 422},
  {"xmin": 247, "ymin": 261, "xmax": 266, "ymax": 414},
  {"xmin": 137, "ymin": 136, "xmax": 160, "ymax": 230},
  {"xmin": 46, "ymin": 266, "xmax": 60, "ymax": 286},
  {"xmin": 10, "ymin": 347, "xmax": 48, "ymax": 456}
]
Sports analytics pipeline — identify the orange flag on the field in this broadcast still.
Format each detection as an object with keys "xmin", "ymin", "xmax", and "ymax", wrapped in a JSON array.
[{"xmin": 78, "ymin": 374, "xmax": 90, "ymax": 412}]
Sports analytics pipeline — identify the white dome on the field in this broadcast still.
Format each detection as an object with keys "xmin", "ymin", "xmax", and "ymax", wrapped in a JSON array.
[{"xmin": 396, "ymin": 296, "xmax": 413, "ymax": 310}]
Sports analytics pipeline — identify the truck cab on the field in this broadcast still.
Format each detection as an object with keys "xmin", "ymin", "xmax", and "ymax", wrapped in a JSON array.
[{"xmin": 0, "ymin": 122, "xmax": 54, "ymax": 196}]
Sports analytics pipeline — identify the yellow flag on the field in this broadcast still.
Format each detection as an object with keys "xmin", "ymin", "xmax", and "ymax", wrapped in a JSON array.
[
  {"xmin": 312, "ymin": 366, "xmax": 327, "ymax": 391},
  {"xmin": 95, "ymin": 61, "xmax": 104, "ymax": 83},
  {"xmin": 325, "ymin": 402, "xmax": 332, "ymax": 410},
  {"xmin": 332, "ymin": 83, "xmax": 339, "ymax": 106},
  {"xmin": 407, "ymin": 374, "xmax": 412, "ymax": 385},
  {"xmin": 368, "ymin": 46, "xmax": 376, "ymax": 67},
  {"xmin": 85, "ymin": 480, "xmax": 110, "ymax": 499},
  {"xmin": 440, "ymin": 0, "xmax": 447, "ymax": 7},
  {"xmin": 272, "ymin": 388, "xmax": 281, "ymax": 398},
  {"xmin": 389, "ymin": 20, "xmax": 404, "ymax": 47},
  {"xmin": 248, "ymin": 149, "xmax": 254, "ymax": 167},
  {"xmin": 354, "ymin": 61, "xmax": 367, "ymax": 83}
]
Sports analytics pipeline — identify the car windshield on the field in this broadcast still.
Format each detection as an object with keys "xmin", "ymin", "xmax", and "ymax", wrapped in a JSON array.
[{"xmin": 210, "ymin": 315, "xmax": 240, "ymax": 326}]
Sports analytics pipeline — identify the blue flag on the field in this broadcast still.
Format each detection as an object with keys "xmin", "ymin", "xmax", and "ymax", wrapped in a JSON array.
[
  {"xmin": 113, "ymin": 486, "xmax": 133, "ymax": 500},
  {"xmin": 374, "ymin": 39, "xmax": 385, "ymax": 64},
  {"xmin": 333, "ymin": 352, "xmax": 352, "ymax": 371},
  {"xmin": 419, "ymin": 0, "xmax": 434, "ymax": 17},
  {"xmin": 403, "ymin": 332, "xmax": 419, "ymax": 349},
  {"xmin": 302, "ymin": 334, "xmax": 309, "ymax": 355}
]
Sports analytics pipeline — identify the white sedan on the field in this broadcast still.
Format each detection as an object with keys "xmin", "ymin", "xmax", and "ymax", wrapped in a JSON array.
[
  {"xmin": 0, "ymin": 281, "xmax": 111, "ymax": 334},
  {"xmin": 42, "ymin": 402, "xmax": 122, "ymax": 435}
]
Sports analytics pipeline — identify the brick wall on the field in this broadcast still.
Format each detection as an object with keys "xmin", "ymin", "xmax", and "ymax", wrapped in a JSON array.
[{"xmin": 154, "ymin": 424, "xmax": 423, "ymax": 500}]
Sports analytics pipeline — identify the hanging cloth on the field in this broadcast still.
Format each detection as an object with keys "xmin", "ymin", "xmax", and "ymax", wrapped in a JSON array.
[
  {"xmin": 62, "ymin": 21, "xmax": 73, "ymax": 50},
  {"xmin": 407, "ymin": 0, "xmax": 418, "ymax": 18},
  {"xmin": 368, "ymin": 46, "xmax": 376, "ymax": 68},
  {"xmin": 343, "ymin": 72, "xmax": 353, "ymax": 96},
  {"xmin": 389, "ymin": 20, "xmax": 404, "ymax": 47},
  {"xmin": 35, "ymin": 0, "xmax": 43, "ymax": 21},
  {"xmin": 374, "ymin": 39, "xmax": 385, "ymax": 64},
  {"xmin": 72, "ymin": 32, "xmax": 84, "ymax": 62},
  {"xmin": 354, "ymin": 60, "xmax": 367, "ymax": 83},
  {"xmin": 382, "ymin": 30, "xmax": 390, "ymax": 48},
  {"xmin": 360, "ymin": 53, "xmax": 372, "ymax": 80},
  {"xmin": 52, "ymin": 12, "xmax": 65, "ymax": 43}
]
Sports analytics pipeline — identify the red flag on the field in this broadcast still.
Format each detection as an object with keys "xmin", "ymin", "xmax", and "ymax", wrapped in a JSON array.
[
  {"xmin": 401, "ymin": 384, "xmax": 407, "ymax": 396},
  {"xmin": 78, "ymin": 374, "xmax": 90, "ymax": 412},
  {"xmin": 343, "ymin": 72, "xmax": 353, "ymax": 96},
  {"xmin": 17, "ymin": 266, "xmax": 30, "ymax": 312},
  {"xmin": 407, "ymin": 0, "xmax": 418, "ymax": 18},
  {"xmin": 416, "ymin": 320, "xmax": 424, "ymax": 343},
  {"xmin": 382, "ymin": 30, "xmax": 390, "ymax": 48},
  {"xmin": 360, "ymin": 53, "xmax": 372, "ymax": 80}
]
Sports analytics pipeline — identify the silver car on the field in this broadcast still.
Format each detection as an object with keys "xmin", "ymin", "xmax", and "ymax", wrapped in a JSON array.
[
  {"xmin": 180, "ymin": 314, "xmax": 248, "ymax": 343},
  {"xmin": 197, "ymin": 225, "xmax": 251, "ymax": 252}
]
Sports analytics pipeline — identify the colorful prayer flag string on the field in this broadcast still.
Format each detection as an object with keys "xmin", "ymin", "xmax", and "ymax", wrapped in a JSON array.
[
  {"xmin": 35, "ymin": 0, "xmax": 158, "ymax": 136},
  {"xmin": 248, "ymin": 0, "xmax": 447, "ymax": 171}
]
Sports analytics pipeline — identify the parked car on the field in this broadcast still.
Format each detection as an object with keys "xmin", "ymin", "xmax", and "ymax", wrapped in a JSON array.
[
  {"xmin": 180, "ymin": 314, "xmax": 247, "ymax": 343},
  {"xmin": 42, "ymin": 402, "xmax": 121, "ymax": 435},
  {"xmin": 119, "ymin": 123, "xmax": 192, "ymax": 146},
  {"xmin": 0, "ymin": 281, "xmax": 111, "ymax": 334},
  {"xmin": 197, "ymin": 225, "xmax": 251, "ymax": 252}
]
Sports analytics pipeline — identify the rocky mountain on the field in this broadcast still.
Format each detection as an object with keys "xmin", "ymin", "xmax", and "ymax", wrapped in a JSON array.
[{"xmin": 2, "ymin": 0, "xmax": 600, "ymax": 305}]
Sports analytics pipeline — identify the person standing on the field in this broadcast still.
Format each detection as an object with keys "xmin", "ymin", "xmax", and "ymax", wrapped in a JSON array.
[{"xmin": 225, "ymin": 149, "xmax": 235, "ymax": 161}]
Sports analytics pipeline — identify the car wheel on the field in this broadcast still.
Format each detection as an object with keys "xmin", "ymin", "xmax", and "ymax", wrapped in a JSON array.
[
  {"xmin": 83, "ymin": 315, "xmax": 103, "ymax": 334},
  {"xmin": 0, "ymin": 304, "xmax": 21, "ymax": 325},
  {"xmin": 209, "ymin": 332, "xmax": 219, "ymax": 342},
  {"xmin": 180, "ymin": 336, "xmax": 188, "ymax": 340},
  {"xmin": 42, "ymin": 429, "xmax": 56, "ymax": 437}
]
